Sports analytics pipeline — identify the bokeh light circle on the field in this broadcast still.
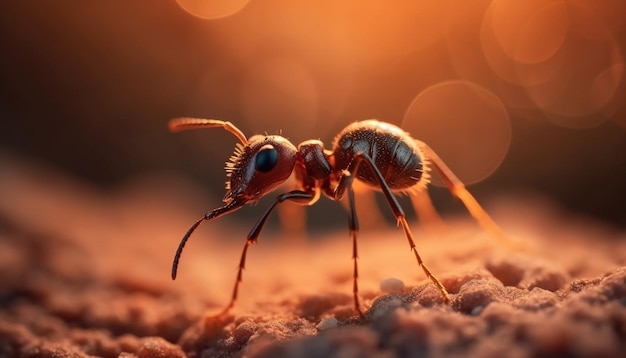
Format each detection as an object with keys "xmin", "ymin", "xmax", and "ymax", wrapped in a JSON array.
[
  {"xmin": 239, "ymin": 56, "xmax": 319, "ymax": 137},
  {"xmin": 478, "ymin": 0, "xmax": 625, "ymax": 129},
  {"xmin": 593, "ymin": 61, "xmax": 626, "ymax": 129},
  {"xmin": 175, "ymin": 0, "xmax": 249, "ymax": 20},
  {"xmin": 402, "ymin": 81, "xmax": 511, "ymax": 186},
  {"xmin": 480, "ymin": 0, "xmax": 566, "ymax": 88},
  {"xmin": 489, "ymin": 0, "xmax": 569, "ymax": 65},
  {"xmin": 524, "ymin": 4, "xmax": 624, "ymax": 128}
]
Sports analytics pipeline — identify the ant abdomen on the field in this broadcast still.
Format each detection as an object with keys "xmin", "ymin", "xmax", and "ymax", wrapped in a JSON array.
[{"xmin": 332, "ymin": 120, "xmax": 426, "ymax": 192}]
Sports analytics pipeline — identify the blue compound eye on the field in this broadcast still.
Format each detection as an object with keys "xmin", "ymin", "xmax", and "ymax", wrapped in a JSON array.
[{"xmin": 255, "ymin": 145, "xmax": 278, "ymax": 172}]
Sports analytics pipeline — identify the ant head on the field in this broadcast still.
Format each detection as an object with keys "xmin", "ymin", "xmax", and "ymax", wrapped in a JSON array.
[{"xmin": 224, "ymin": 135, "xmax": 297, "ymax": 203}]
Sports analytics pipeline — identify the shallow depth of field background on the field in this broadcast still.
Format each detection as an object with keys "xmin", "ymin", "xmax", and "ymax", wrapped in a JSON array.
[
  {"xmin": 2, "ymin": 4, "xmax": 626, "ymax": 357},
  {"xmin": 1, "ymin": 0, "xmax": 625, "ymax": 231}
]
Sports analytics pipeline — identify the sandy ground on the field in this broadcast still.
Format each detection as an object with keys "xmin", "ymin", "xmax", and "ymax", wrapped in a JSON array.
[{"xmin": 0, "ymin": 157, "xmax": 625, "ymax": 358}]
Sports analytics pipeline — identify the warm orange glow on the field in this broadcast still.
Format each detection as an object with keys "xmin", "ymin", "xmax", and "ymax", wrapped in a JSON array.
[
  {"xmin": 2, "ymin": 2, "xmax": 626, "ymax": 356},
  {"xmin": 454, "ymin": 8, "xmax": 613, "ymax": 128},
  {"xmin": 175, "ymin": 0, "xmax": 249, "ymax": 20},
  {"xmin": 480, "ymin": 2, "xmax": 565, "ymax": 87},
  {"xmin": 170, "ymin": 0, "xmax": 625, "ymax": 135},
  {"xmin": 488, "ymin": 0, "xmax": 569, "ymax": 65},
  {"xmin": 239, "ymin": 57, "xmax": 319, "ymax": 136},
  {"xmin": 402, "ymin": 81, "xmax": 511, "ymax": 185}
]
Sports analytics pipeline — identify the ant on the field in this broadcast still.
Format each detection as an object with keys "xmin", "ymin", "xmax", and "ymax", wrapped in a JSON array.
[{"xmin": 169, "ymin": 118, "xmax": 507, "ymax": 318}]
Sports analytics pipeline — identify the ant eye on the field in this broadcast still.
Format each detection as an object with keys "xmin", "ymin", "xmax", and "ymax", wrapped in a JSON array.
[{"xmin": 255, "ymin": 145, "xmax": 278, "ymax": 172}]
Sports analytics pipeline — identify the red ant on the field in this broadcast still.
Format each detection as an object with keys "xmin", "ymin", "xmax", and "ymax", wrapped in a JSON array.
[{"xmin": 169, "ymin": 118, "xmax": 507, "ymax": 318}]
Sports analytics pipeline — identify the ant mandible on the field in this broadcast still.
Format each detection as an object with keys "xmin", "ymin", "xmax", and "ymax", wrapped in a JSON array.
[{"xmin": 169, "ymin": 118, "xmax": 507, "ymax": 318}]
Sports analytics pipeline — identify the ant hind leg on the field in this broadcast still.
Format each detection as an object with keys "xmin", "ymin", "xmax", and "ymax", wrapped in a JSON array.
[
  {"xmin": 335, "ymin": 154, "xmax": 451, "ymax": 308},
  {"xmin": 418, "ymin": 141, "xmax": 526, "ymax": 250},
  {"xmin": 336, "ymin": 153, "xmax": 451, "ymax": 303}
]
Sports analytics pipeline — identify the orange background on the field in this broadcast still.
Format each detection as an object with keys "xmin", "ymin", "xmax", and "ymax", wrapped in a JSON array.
[{"xmin": 0, "ymin": 0, "xmax": 624, "ymax": 228}]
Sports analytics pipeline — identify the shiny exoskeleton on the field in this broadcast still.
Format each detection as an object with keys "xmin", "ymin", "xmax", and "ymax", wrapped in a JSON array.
[{"xmin": 169, "ymin": 118, "xmax": 507, "ymax": 318}]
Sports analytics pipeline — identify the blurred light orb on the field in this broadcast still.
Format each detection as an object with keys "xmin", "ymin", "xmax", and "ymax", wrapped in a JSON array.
[
  {"xmin": 479, "ymin": 0, "xmax": 625, "ymax": 129},
  {"xmin": 525, "ymin": 4, "xmax": 624, "ymax": 128},
  {"xmin": 591, "ymin": 62, "xmax": 624, "ymax": 116},
  {"xmin": 480, "ymin": 0, "xmax": 566, "ymax": 87},
  {"xmin": 402, "ymin": 81, "xmax": 511, "ymax": 186},
  {"xmin": 240, "ymin": 56, "xmax": 318, "ymax": 137},
  {"xmin": 175, "ymin": 0, "xmax": 249, "ymax": 20},
  {"xmin": 488, "ymin": 0, "xmax": 569, "ymax": 65}
]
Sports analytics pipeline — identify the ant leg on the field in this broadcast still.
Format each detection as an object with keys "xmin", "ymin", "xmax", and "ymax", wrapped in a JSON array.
[
  {"xmin": 248, "ymin": 190, "xmax": 315, "ymax": 241},
  {"xmin": 345, "ymin": 173, "xmax": 366, "ymax": 318},
  {"xmin": 222, "ymin": 190, "xmax": 315, "ymax": 315},
  {"xmin": 336, "ymin": 154, "xmax": 451, "ymax": 303},
  {"xmin": 331, "ymin": 169, "xmax": 365, "ymax": 317},
  {"xmin": 411, "ymin": 189, "xmax": 446, "ymax": 231},
  {"xmin": 418, "ymin": 141, "xmax": 514, "ymax": 247},
  {"xmin": 221, "ymin": 239, "xmax": 252, "ymax": 315}
]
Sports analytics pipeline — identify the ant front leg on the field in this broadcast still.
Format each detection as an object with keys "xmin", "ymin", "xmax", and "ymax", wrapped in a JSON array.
[
  {"xmin": 336, "ymin": 154, "xmax": 452, "ymax": 307},
  {"xmin": 223, "ymin": 190, "xmax": 315, "ymax": 315}
]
